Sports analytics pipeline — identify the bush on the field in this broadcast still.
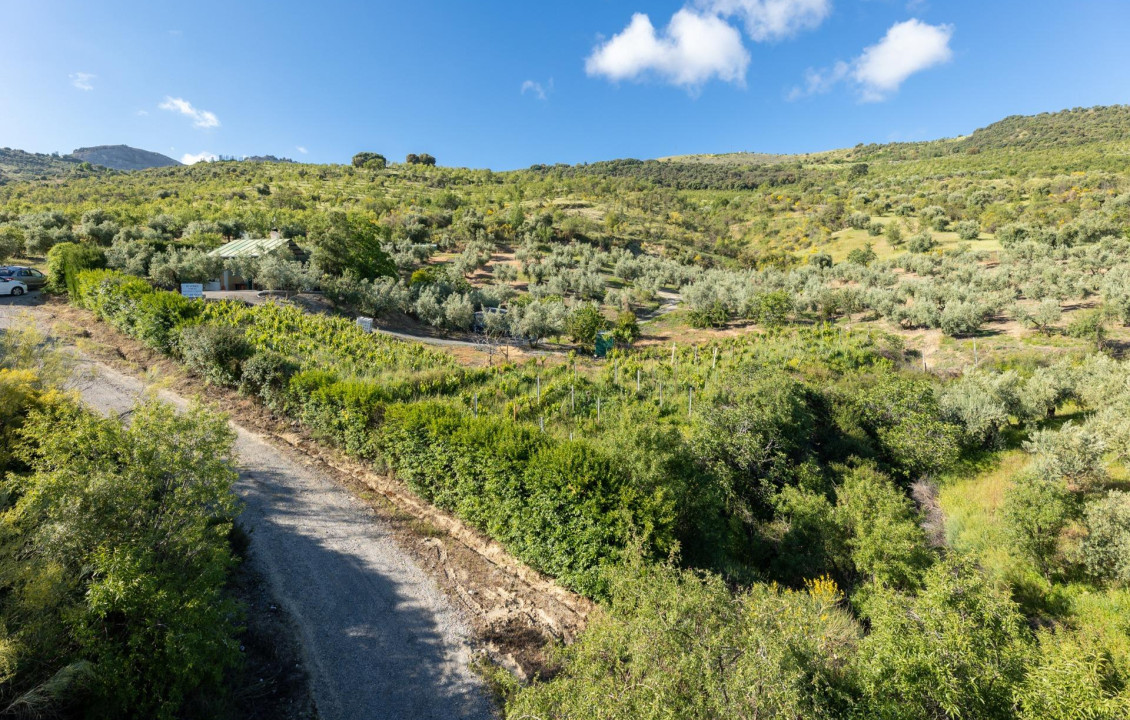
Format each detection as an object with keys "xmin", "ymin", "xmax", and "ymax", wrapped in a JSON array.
[
  {"xmin": 851, "ymin": 373, "xmax": 963, "ymax": 478},
  {"xmin": 74, "ymin": 269, "xmax": 156, "ymax": 334},
  {"xmin": 1080, "ymin": 491, "xmax": 1130, "ymax": 584},
  {"xmin": 857, "ymin": 557, "xmax": 1032, "ymax": 720},
  {"xmin": 178, "ymin": 324, "xmax": 252, "ymax": 386},
  {"xmin": 808, "ymin": 252, "xmax": 833, "ymax": 269},
  {"xmin": 133, "ymin": 291, "xmax": 200, "ymax": 353},
  {"xmin": 507, "ymin": 560, "xmax": 860, "ymax": 720},
  {"xmin": 378, "ymin": 402, "xmax": 679, "ymax": 596},
  {"xmin": 688, "ymin": 300, "xmax": 729, "ymax": 328},
  {"xmin": 907, "ymin": 231, "xmax": 938, "ymax": 253},
  {"xmin": 1003, "ymin": 475, "xmax": 1076, "ymax": 575},
  {"xmin": 754, "ymin": 290, "xmax": 793, "ymax": 327},
  {"xmin": 955, "ymin": 220, "xmax": 981, "ymax": 241},
  {"xmin": 565, "ymin": 303, "xmax": 607, "ymax": 348},
  {"xmin": 611, "ymin": 311, "xmax": 640, "ymax": 346},
  {"xmin": 846, "ymin": 242, "xmax": 878, "ymax": 266},
  {"xmin": 4, "ymin": 400, "xmax": 240, "ymax": 718},
  {"xmin": 289, "ymin": 373, "xmax": 385, "ymax": 459},
  {"xmin": 46, "ymin": 242, "xmax": 106, "ymax": 295},
  {"xmin": 835, "ymin": 463, "xmax": 933, "ymax": 590},
  {"xmin": 239, "ymin": 350, "xmax": 298, "ymax": 407},
  {"xmin": 1066, "ymin": 309, "xmax": 1108, "ymax": 349}
]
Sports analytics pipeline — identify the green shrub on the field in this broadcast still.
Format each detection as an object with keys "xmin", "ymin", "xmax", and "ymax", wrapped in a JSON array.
[
  {"xmin": 836, "ymin": 463, "xmax": 933, "ymax": 591},
  {"xmin": 507, "ymin": 559, "xmax": 860, "ymax": 720},
  {"xmin": 1003, "ymin": 475, "xmax": 1076, "ymax": 575},
  {"xmin": 565, "ymin": 303, "xmax": 607, "ymax": 348},
  {"xmin": 907, "ymin": 231, "xmax": 938, "ymax": 253},
  {"xmin": 178, "ymin": 324, "xmax": 252, "ymax": 387},
  {"xmin": 4, "ymin": 400, "xmax": 240, "ymax": 719},
  {"xmin": 1080, "ymin": 491, "xmax": 1130, "ymax": 584},
  {"xmin": 955, "ymin": 220, "xmax": 981, "ymax": 241},
  {"xmin": 133, "ymin": 291, "xmax": 200, "ymax": 353},
  {"xmin": 857, "ymin": 557, "xmax": 1032, "ymax": 720},
  {"xmin": 378, "ymin": 401, "xmax": 679, "ymax": 596},
  {"xmin": 688, "ymin": 300, "xmax": 729, "ymax": 328},
  {"xmin": 846, "ymin": 242, "xmax": 878, "ymax": 266},
  {"xmin": 74, "ymin": 269, "xmax": 155, "ymax": 334},
  {"xmin": 239, "ymin": 350, "xmax": 298, "ymax": 408},
  {"xmin": 46, "ymin": 242, "xmax": 106, "ymax": 295},
  {"xmin": 291, "ymin": 373, "xmax": 385, "ymax": 459},
  {"xmin": 849, "ymin": 373, "xmax": 962, "ymax": 478}
]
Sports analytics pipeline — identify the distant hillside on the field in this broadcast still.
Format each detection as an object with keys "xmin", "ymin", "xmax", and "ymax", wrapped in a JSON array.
[
  {"xmin": 667, "ymin": 105, "xmax": 1130, "ymax": 167},
  {"xmin": 955, "ymin": 105, "xmax": 1130, "ymax": 151},
  {"xmin": 0, "ymin": 144, "xmax": 182, "ymax": 184},
  {"xmin": 70, "ymin": 145, "xmax": 181, "ymax": 171},
  {"xmin": 0, "ymin": 148, "xmax": 85, "ymax": 184}
]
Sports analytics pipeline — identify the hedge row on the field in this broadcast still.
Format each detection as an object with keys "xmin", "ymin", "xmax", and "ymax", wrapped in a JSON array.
[{"xmin": 71, "ymin": 270, "xmax": 677, "ymax": 596}]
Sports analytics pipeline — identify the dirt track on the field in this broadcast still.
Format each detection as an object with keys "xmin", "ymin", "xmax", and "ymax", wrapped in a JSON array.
[{"xmin": 0, "ymin": 296, "xmax": 494, "ymax": 720}]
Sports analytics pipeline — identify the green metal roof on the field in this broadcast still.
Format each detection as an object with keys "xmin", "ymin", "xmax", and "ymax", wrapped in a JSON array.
[{"xmin": 209, "ymin": 236, "xmax": 293, "ymax": 258}]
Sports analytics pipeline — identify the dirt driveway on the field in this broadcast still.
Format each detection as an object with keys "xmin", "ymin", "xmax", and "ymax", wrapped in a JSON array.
[{"xmin": 0, "ymin": 296, "xmax": 494, "ymax": 720}]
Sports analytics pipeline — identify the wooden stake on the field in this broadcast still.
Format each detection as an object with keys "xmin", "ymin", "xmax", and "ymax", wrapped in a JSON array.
[{"xmin": 712, "ymin": 347, "xmax": 718, "ymax": 369}]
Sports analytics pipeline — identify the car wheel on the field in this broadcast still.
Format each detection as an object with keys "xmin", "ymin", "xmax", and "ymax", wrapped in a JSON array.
[{"xmin": 11, "ymin": 287, "xmax": 23, "ymax": 296}]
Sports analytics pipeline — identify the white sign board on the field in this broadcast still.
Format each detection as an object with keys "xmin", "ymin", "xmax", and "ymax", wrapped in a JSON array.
[
  {"xmin": 180, "ymin": 283, "xmax": 204, "ymax": 299},
  {"xmin": 356, "ymin": 316, "xmax": 374, "ymax": 333}
]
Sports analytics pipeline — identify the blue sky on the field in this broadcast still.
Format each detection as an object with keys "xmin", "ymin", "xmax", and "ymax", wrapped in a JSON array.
[{"xmin": 1, "ymin": 0, "xmax": 1128, "ymax": 169}]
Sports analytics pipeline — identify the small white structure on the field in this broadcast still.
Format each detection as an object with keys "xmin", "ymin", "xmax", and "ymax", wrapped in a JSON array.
[{"xmin": 206, "ymin": 232, "xmax": 306, "ymax": 290}]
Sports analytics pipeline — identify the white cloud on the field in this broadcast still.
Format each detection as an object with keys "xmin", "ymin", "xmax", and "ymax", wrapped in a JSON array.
[
  {"xmin": 854, "ymin": 19, "xmax": 953, "ymax": 101},
  {"xmin": 703, "ymin": 0, "xmax": 831, "ymax": 42},
  {"xmin": 159, "ymin": 96, "xmax": 220, "ymax": 129},
  {"xmin": 69, "ymin": 72, "xmax": 95, "ymax": 91},
  {"xmin": 521, "ymin": 79, "xmax": 553, "ymax": 101},
  {"xmin": 585, "ymin": 9, "xmax": 750, "ymax": 88},
  {"xmin": 789, "ymin": 18, "xmax": 953, "ymax": 101},
  {"xmin": 136, "ymin": 109, "xmax": 149, "ymax": 116},
  {"xmin": 787, "ymin": 60, "xmax": 849, "ymax": 100},
  {"xmin": 181, "ymin": 151, "xmax": 218, "ymax": 165},
  {"xmin": 296, "ymin": 146, "xmax": 308, "ymax": 154}
]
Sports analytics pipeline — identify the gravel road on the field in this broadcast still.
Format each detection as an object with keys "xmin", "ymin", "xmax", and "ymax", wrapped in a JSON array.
[{"xmin": 0, "ymin": 296, "xmax": 494, "ymax": 720}]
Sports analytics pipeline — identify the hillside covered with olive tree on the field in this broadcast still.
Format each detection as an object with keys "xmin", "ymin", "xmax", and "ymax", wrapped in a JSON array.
[{"xmin": 4, "ymin": 105, "xmax": 1130, "ymax": 718}]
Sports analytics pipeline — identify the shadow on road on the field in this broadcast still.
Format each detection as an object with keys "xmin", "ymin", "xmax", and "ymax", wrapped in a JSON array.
[{"xmin": 236, "ymin": 466, "xmax": 492, "ymax": 720}]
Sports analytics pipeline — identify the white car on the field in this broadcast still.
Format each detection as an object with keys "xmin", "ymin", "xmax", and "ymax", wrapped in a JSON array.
[{"xmin": 0, "ymin": 277, "xmax": 28, "ymax": 296}]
